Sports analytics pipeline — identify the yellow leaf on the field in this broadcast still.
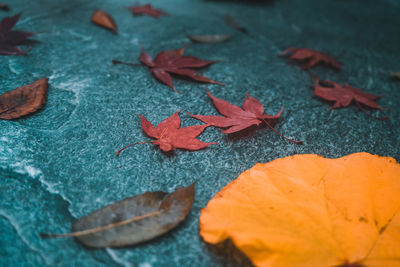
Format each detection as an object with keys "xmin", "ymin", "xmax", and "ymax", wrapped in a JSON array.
[{"xmin": 200, "ymin": 153, "xmax": 400, "ymax": 267}]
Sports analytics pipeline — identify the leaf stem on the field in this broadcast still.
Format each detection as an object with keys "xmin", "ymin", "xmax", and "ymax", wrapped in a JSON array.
[
  {"xmin": 112, "ymin": 60, "xmax": 142, "ymax": 67},
  {"xmin": 262, "ymin": 119, "xmax": 303, "ymax": 144},
  {"xmin": 40, "ymin": 210, "xmax": 162, "ymax": 238},
  {"xmin": 116, "ymin": 141, "xmax": 154, "ymax": 156},
  {"xmin": 355, "ymin": 102, "xmax": 389, "ymax": 121}
]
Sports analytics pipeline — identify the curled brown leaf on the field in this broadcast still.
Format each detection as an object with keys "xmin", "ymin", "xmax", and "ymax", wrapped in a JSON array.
[
  {"xmin": 0, "ymin": 78, "xmax": 48, "ymax": 120},
  {"xmin": 91, "ymin": 10, "xmax": 117, "ymax": 34}
]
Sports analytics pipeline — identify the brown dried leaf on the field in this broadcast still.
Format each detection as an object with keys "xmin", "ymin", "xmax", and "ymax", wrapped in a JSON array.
[
  {"xmin": 391, "ymin": 72, "xmax": 400, "ymax": 80},
  {"xmin": 41, "ymin": 183, "xmax": 195, "ymax": 248},
  {"xmin": 0, "ymin": 3, "xmax": 10, "ymax": 11},
  {"xmin": 187, "ymin": 34, "xmax": 231, "ymax": 44},
  {"xmin": 91, "ymin": 10, "xmax": 117, "ymax": 34},
  {"xmin": 0, "ymin": 78, "xmax": 48, "ymax": 120},
  {"xmin": 225, "ymin": 15, "xmax": 247, "ymax": 33}
]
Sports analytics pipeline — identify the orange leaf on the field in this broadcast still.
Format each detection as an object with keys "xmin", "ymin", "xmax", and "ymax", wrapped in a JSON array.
[{"xmin": 200, "ymin": 153, "xmax": 400, "ymax": 267}]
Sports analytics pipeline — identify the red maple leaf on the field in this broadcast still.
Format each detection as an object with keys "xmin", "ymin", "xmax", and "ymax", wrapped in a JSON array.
[
  {"xmin": 113, "ymin": 46, "xmax": 222, "ymax": 92},
  {"xmin": 126, "ymin": 4, "xmax": 168, "ymax": 18},
  {"xmin": 187, "ymin": 90, "xmax": 302, "ymax": 143},
  {"xmin": 0, "ymin": 13, "xmax": 36, "ymax": 55},
  {"xmin": 313, "ymin": 77, "xmax": 389, "ymax": 120},
  {"xmin": 280, "ymin": 47, "xmax": 341, "ymax": 70},
  {"xmin": 116, "ymin": 110, "xmax": 216, "ymax": 156}
]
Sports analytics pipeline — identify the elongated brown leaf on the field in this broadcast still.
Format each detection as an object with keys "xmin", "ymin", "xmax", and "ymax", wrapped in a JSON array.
[
  {"xmin": 0, "ymin": 3, "xmax": 10, "ymax": 11},
  {"xmin": 225, "ymin": 15, "xmax": 247, "ymax": 33},
  {"xmin": 41, "ymin": 183, "xmax": 195, "ymax": 248},
  {"xmin": 0, "ymin": 78, "xmax": 48, "ymax": 120},
  {"xmin": 91, "ymin": 10, "xmax": 117, "ymax": 34},
  {"xmin": 391, "ymin": 72, "xmax": 400, "ymax": 80},
  {"xmin": 187, "ymin": 34, "xmax": 231, "ymax": 44}
]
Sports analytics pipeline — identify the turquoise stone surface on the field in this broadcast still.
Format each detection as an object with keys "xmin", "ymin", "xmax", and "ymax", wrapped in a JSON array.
[{"xmin": 1, "ymin": 0, "xmax": 399, "ymax": 266}]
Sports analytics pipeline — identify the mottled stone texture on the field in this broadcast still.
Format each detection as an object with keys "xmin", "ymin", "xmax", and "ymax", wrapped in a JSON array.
[{"xmin": 0, "ymin": 0, "xmax": 399, "ymax": 266}]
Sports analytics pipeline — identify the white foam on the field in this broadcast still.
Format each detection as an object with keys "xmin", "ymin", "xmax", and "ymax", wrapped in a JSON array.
[{"xmin": 106, "ymin": 248, "xmax": 135, "ymax": 267}]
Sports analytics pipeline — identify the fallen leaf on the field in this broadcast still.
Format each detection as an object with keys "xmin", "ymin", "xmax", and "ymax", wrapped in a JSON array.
[
  {"xmin": 187, "ymin": 89, "xmax": 302, "ymax": 143},
  {"xmin": 0, "ymin": 13, "xmax": 36, "ymax": 55},
  {"xmin": 91, "ymin": 10, "xmax": 117, "ymax": 34},
  {"xmin": 116, "ymin": 110, "xmax": 216, "ymax": 156},
  {"xmin": 225, "ymin": 15, "xmax": 247, "ymax": 33},
  {"xmin": 126, "ymin": 4, "xmax": 168, "ymax": 18},
  {"xmin": 0, "ymin": 3, "xmax": 10, "ymax": 11},
  {"xmin": 280, "ymin": 47, "xmax": 341, "ymax": 70},
  {"xmin": 187, "ymin": 34, "xmax": 231, "ymax": 44},
  {"xmin": 200, "ymin": 153, "xmax": 400, "ymax": 267},
  {"xmin": 313, "ymin": 76, "xmax": 389, "ymax": 120},
  {"xmin": 0, "ymin": 78, "xmax": 48, "ymax": 120},
  {"xmin": 41, "ymin": 183, "xmax": 195, "ymax": 248},
  {"xmin": 113, "ymin": 46, "xmax": 223, "ymax": 92},
  {"xmin": 391, "ymin": 72, "xmax": 400, "ymax": 80}
]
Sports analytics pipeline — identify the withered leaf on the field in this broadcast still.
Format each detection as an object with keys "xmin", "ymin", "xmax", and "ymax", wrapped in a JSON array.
[
  {"xmin": 0, "ymin": 78, "xmax": 48, "ymax": 120},
  {"xmin": 225, "ymin": 15, "xmax": 247, "ymax": 33},
  {"xmin": 0, "ymin": 3, "xmax": 10, "ymax": 11},
  {"xmin": 187, "ymin": 34, "xmax": 231, "ymax": 44},
  {"xmin": 41, "ymin": 183, "xmax": 195, "ymax": 248},
  {"xmin": 391, "ymin": 72, "xmax": 400, "ymax": 80},
  {"xmin": 91, "ymin": 10, "xmax": 117, "ymax": 34}
]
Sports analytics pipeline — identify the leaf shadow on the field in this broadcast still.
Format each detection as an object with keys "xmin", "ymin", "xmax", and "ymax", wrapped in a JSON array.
[
  {"xmin": 205, "ymin": 239, "xmax": 254, "ymax": 267},
  {"xmin": 204, "ymin": 0, "xmax": 274, "ymax": 6}
]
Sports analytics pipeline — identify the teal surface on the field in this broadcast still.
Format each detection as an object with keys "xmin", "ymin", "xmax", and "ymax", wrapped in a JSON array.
[{"xmin": 1, "ymin": 0, "xmax": 400, "ymax": 266}]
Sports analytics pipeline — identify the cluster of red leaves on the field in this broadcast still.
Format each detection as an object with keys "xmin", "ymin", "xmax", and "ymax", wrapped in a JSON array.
[
  {"xmin": 279, "ymin": 47, "xmax": 388, "ymax": 119},
  {"xmin": 0, "ymin": 13, "xmax": 36, "ymax": 55},
  {"xmin": 91, "ymin": 10, "xmax": 117, "ymax": 34}
]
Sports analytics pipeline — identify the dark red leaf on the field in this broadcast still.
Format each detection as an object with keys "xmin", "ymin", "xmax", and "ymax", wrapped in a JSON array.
[
  {"xmin": 91, "ymin": 10, "xmax": 117, "ymax": 34},
  {"xmin": 116, "ymin": 110, "xmax": 216, "ymax": 155},
  {"xmin": 113, "ymin": 46, "xmax": 222, "ymax": 92},
  {"xmin": 187, "ymin": 90, "xmax": 302, "ymax": 143},
  {"xmin": 0, "ymin": 13, "xmax": 36, "ymax": 55},
  {"xmin": 313, "ymin": 77, "xmax": 389, "ymax": 120},
  {"xmin": 280, "ymin": 47, "xmax": 341, "ymax": 70},
  {"xmin": 127, "ymin": 4, "xmax": 168, "ymax": 18},
  {"xmin": 0, "ymin": 78, "xmax": 48, "ymax": 120}
]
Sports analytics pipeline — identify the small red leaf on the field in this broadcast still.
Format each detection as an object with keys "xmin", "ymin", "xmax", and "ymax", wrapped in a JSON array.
[
  {"xmin": 127, "ymin": 4, "xmax": 168, "ymax": 18},
  {"xmin": 280, "ymin": 47, "xmax": 341, "ymax": 70},
  {"xmin": 91, "ymin": 10, "xmax": 117, "ymax": 34},
  {"xmin": 117, "ymin": 111, "xmax": 216, "ymax": 156},
  {"xmin": 187, "ymin": 90, "xmax": 302, "ymax": 143},
  {"xmin": 313, "ymin": 77, "xmax": 389, "ymax": 120},
  {"xmin": 0, "ymin": 78, "xmax": 48, "ymax": 120}
]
